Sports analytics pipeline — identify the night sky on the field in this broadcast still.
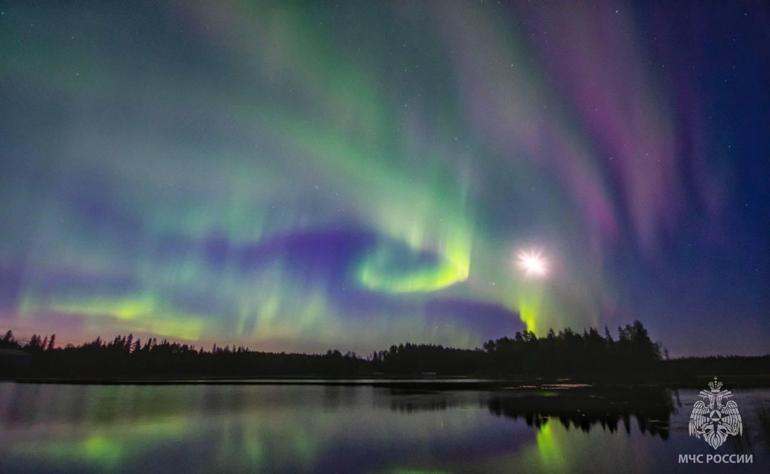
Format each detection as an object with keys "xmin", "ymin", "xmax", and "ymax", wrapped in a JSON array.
[{"xmin": 1, "ymin": 1, "xmax": 768, "ymax": 356}]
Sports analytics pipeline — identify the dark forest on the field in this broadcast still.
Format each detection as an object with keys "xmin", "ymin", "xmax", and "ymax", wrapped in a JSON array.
[{"xmin": 1, "ymin": 321, "xmax": 768, "ymax": 385}]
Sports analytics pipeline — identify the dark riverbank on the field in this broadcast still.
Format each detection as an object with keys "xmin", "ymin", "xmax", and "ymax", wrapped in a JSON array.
[
  {"xmin": 7, "ymin": 372, "xmax": 770, "ymax": 388},
  {"xmin": 3, "ymin": 323, "xmax": 768, "ymax": 387}
]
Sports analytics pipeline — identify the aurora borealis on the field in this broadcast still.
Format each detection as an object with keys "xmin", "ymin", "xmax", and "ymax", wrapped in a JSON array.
[{"xmin": 1, "ymin": 1, "xmax": 768, "ymax": 355}]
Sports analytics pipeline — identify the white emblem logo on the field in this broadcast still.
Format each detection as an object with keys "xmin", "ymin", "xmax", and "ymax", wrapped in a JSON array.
[{"xmin": 688, "ymin": 377, "xmax": 742, "ymax": 449}]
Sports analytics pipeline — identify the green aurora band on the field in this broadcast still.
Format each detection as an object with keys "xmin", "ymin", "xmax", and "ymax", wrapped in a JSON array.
[{"xmin": 2, "ymin": 0, "xmax": 767, "ymax": 354}]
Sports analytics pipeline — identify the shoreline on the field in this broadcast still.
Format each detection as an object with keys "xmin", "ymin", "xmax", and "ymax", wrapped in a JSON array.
[{"xmin": 4, "ymin": 376, "xmax": 769, "ymax": 389}]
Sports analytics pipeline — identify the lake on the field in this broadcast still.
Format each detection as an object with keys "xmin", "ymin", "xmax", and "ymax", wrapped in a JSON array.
[{"xmin": 0, "ymin": 382, "xmax": 767, "ymax": 473}]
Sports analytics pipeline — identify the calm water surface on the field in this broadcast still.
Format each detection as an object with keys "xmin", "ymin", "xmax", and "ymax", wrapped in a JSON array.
[{"xmin": 0, "ymin": 383, "xmax": 767, "ymax": 473}]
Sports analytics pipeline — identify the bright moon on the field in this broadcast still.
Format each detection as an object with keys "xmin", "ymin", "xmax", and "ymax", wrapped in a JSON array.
[{"xmin": 516, "ymin": 249, "xmax": 549, "ymax": 278}]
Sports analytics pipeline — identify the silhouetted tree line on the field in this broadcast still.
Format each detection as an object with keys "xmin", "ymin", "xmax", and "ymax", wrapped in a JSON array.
[
  {"xmin": 367, "ymin": 321, "xmax": 664, "ymax": 380},
  {"xmin": 370, "ymin": 343, "xmax": 482, "ymax": 375},
  {"xmin": 1, "ymin": 322, "xmax": 768, "ymax": 382},
  {"xmin": 661, "ymin": 354, "xmax": 770, "ymax": 387},
  {"xmin": 481, "ymin": 321, "xmax": 662, "ymax": 379},
  {"xmin": 0, "ymin": 330, "xmax": 367, "ymax": 378}
]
